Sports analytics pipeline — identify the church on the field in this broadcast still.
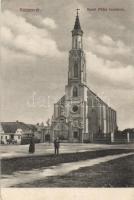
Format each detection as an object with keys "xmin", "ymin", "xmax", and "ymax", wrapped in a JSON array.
[{"xmin": 50, "ymin": 11, "xmax": 117, "ymax": 143}]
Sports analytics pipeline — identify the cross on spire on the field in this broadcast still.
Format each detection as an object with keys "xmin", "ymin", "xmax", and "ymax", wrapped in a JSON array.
[{"xmin": 76, "ymin": 8, "xmax": 80, "ymax": 16}]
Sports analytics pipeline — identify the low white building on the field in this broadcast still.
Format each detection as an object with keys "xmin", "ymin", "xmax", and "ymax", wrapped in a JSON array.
[{"xmin": 0, "ymin": 122, "xmax": 37, "ymax": 144}]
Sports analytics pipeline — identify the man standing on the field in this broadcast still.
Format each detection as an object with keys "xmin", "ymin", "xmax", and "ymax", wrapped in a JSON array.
[
  {"xmin": 29, "ymin": 136, "xmax": 35, "ymax": 153},
  {"xmin": 54, "ymin": 137, "xmax": 60, "ymax": 155}
]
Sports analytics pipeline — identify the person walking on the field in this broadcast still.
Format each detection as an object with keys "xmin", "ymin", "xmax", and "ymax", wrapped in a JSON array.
[{"xmin": 54, "ymin": 137, "xmax": 60, "ymax": 155}]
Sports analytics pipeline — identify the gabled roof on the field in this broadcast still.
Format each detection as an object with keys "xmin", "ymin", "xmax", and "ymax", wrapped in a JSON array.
[
  {"xmin": 81, "ymin": 84, "xmax": 116, "ymax": 112},
  {"xmin": 56, "ymin": 95, "xmax": 65, "ymax": 105},
  {"xmin": 27, "ymin": 124, "xmax": 37, "ymax": 131},
  {"xmin": 1, "ymin": 122, "xmax": 33, "ymax": 134}
]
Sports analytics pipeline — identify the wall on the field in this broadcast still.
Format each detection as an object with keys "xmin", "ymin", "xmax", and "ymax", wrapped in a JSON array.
[{"xmin": 0, "ymin": 134, "xmax": 10, "ymax": 144}]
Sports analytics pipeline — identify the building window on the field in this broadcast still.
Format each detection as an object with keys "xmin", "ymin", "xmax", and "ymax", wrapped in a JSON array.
[
  {"xmin": 72, "ymin": 105, "xmax": 78, "ymax": 112},
  {"xmin": 73, "ymin": 87, "xmax": 78, "ymax": 97},
  {"xmin": 74, "ymin": 62, "xmax": 78, "ymax": 77},
  {"xmin": 5, "ymin": 136, "xmax": 7, "ymax": 140},
  {"xmin": 18, "ymin": 135, "xmax": 21, "ymax": 139},
  {"xmin": 11, "ymin": 135, "xmax": 14, "ymax": 139},
  {"xmin": 74, "ymin": 131, "xmax": 78, "ymax": 138},
  {"xmin": 1, "ymin": 136, "xmax": 3, "ymax": 139},
  {"xmin": 60, "ymin": 118, "xmax": 65, "ymax": 123}
]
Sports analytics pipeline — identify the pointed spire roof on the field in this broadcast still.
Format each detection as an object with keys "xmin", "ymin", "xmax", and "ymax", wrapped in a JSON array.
[
  {"xmin": 72, "ymin": 9, "xmax": 83, "ymax": 36},
  {"xmin": 74, "ymin": 12, "xmax": 81, "ymax": 30}
]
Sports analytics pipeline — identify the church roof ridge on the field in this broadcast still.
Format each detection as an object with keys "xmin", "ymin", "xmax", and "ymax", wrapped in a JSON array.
[
  {"xmin": 81, "ymin": 84, "xmax": 115, "ymax": 110},
  {"xmin": 56, "ymin": 95, "xmax": 65, "ymax": 105}
]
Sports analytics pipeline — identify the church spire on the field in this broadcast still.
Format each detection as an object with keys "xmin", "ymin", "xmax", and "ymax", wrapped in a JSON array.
[
  {"xmin": 72, "ymin": 9, "xmax": 83, "ymax": 49},
  {"xmin": 74, "ymin": 9, "xmax": 81, "ymax": 30},
  {"xmin": 72, "ymin": 9, "xmax": 83, "ymax": 36}
]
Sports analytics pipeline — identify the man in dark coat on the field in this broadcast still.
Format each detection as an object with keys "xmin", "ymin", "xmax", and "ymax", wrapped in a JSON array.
[
  {"xmin": 54, "ymin": 137, "xmax": 60, "ymax": 155},
  {"xmin": 29, "ymin": 137, "xmax": 35, "ymax": 153}
]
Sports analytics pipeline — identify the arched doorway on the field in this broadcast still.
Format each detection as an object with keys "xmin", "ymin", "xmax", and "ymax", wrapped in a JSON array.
[{"xmin": 45, "ymin": 134, "xmax": 50, "ymax": 142}]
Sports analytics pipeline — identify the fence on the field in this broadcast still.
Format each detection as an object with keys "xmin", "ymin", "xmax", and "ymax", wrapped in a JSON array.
[
  {"xmin": 93, "ymin": 133, "xmax": 111, "ymax": 144},
  {"xmin": 86, "ymin": 132, "xmax": 134, "ymax": 144},
  {"xmin": 113, "ymin": 132, "xmax": 134, "ymax": 144}
]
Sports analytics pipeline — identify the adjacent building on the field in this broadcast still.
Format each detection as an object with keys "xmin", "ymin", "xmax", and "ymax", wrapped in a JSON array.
[{"xmin": 0, "ymin": 121, "xmax": 40, "ymax": 144}]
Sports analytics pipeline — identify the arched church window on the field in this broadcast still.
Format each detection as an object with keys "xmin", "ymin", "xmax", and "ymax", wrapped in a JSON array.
[
  {"xmin": 75, "ymin": 38, "xmax": 77, "ymax": 48},
  {"xmin": 73, "ymin": 87, "xmax": 78, "ymax": 97},
  {"xmin": 74, "ymin": 62, "xmax": 78, "ymax": 77}
]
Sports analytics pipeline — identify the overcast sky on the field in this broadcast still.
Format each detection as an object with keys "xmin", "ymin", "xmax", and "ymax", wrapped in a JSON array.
[{"xmin": 1, "ymin": 0, "xmax": 134, "ymax": 130}]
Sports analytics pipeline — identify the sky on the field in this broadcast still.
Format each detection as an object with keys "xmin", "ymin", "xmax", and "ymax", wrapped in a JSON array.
[{"xmin": 1, "ymin": 0, "xmax": 134, "ymax": 130}]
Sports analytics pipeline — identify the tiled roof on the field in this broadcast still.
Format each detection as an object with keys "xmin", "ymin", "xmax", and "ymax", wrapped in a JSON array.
[
  {"xmin": 57, "ymin": 95, "xmax": 65, "ymax": 105},
  {"xmin": 27, "ymin": 124, "xmax": 37, "ymax": 131},
  {"xmin": 1, "ymin": 122, "xmax": 33, "ymax": 133}
]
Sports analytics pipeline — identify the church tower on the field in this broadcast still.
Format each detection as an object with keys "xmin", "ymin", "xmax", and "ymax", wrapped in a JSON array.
[
  {"xmin": 51, "ymin": 10, "xmax": 117, "ymax": 143},
  {"xmin": 68, "ymin": 10, "xmax": 86, "ymax": 85},
  {"xmin": 65, "ymin": 10, "xmax": 88, "ymax": 142}
]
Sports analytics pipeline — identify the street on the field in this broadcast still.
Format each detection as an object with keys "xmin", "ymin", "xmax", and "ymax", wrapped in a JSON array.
[
  {"xmin": 1, "ymin": 143, "xmax": 134, "ymax": 187},
  {"xmin": 1, "ymin": 142, "xmax": 134, "ymax": 159}
]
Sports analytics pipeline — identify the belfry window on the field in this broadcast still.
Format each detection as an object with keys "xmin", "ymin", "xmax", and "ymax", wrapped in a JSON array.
[
  {"xmin": 73, "ymin": 87, "xmax": 78, "ymax": 97},
  {"xmin": 74, "ymin": 62, "xmax": 78, "ymax": 77},
  {"xmin": 75, "ymin": 38, "xmax": 77, "ymax": 48}
]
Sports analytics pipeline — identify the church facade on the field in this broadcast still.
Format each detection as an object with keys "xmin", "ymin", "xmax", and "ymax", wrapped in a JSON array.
[{"xmin": 50, "ymin": 12, "xmax": 117, "ymax": 143}]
